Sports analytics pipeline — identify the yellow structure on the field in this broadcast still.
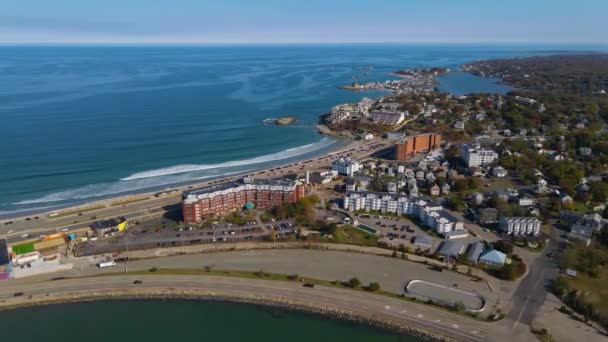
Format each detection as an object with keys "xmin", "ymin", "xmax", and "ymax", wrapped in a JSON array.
[{"xmin": 117, "ymin": 220, "xmax": 128, "ymax": 232}]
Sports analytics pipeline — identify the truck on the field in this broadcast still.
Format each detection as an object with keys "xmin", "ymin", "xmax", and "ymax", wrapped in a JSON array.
[{"xmin": 98, "ymin": 261, "xmax": 117, "ymax": 268}]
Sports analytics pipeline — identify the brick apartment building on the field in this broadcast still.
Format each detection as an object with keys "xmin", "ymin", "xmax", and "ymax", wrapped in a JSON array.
[
  {"xmin": 394, "ymin": 133, "xmax": 442, "ymax": 160},
  {"xmin": 182, "ymin": 177, "xmax": 306, "ymax": 224}
]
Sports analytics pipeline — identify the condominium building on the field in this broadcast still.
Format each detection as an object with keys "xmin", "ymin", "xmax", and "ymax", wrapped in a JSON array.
[
  {"xmin": 371, "ymin": 110, "xmax": 405, "ymax": 126},
  {"xmin": 460, "ymin": 144, "xmax": 498, "ymax": 167},
  {"xmin": 332, "ymin": 157, "xmax": 362, "ymax": 176},
  {"xmin": 343, "ymin": 192, "xmax": 463, "ymax": 235},
  {"xmin": 499, "ymin": 217, "xmax": 541, "ymax": 236},
  {"xmin": 182, "ymin": 177, "xmax": 306, "ymax": 224}
]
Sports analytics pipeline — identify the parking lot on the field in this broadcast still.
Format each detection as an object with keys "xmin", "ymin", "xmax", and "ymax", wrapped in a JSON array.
[
  {"xmin": 354, "ymin": 213, "xmax": 440, "ymax": 253},
  {"xmin": 74, "ymin": 217, "xmax": 297, "ymax": 256}
]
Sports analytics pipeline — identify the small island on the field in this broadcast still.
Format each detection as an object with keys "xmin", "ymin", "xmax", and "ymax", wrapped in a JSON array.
[{"xmin": 263, "ymin": 116, "xmax": 298, "ymax": 125}]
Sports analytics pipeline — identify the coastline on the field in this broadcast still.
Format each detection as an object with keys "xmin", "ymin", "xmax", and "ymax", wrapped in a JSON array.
[
  {"xmin": 0, "ymin": 133, "xmax": 357, "ymax": 221},
  {"xmin": 0, "ymin": 287, "xmax": 455, "ymax": 341}
]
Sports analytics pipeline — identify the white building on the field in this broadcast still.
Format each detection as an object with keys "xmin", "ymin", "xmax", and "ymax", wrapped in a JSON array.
[
  {"xmin": 371, "ymin": 110, "xmax": 405, "ymax": 126},
  {"xmin": 343, "ymin": 192, "xmax": 463, "ymax": 234},
  {"xmin": 492, "ymin": 166, "xmax": 508, "ymax": 178},
  {"xmin": 332, "ymin": 158, "xmax": 362, "ymax": 176},
  {"xmin": 499, "ymin": 217, "xmax": 541, "ymax": 236},
  {"xmin": 360, "ymin": 132, "xmax": 374, "ymax": 140},
  {"xmin": 461, "ymin": 144, "xmax": 498, "ymax": 167}
]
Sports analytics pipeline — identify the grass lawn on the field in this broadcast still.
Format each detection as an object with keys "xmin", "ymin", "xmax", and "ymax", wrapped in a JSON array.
[
  {"xmin": 12, "ymin": 242, "xmax": 35, "ymax": 255},
  {"xmin": 560, "ymin": 241, "xmax": 608, "ymax": 323},
  {"xmin": 332, "ymin": 225, "xmax": 378, "ymax": 247}
]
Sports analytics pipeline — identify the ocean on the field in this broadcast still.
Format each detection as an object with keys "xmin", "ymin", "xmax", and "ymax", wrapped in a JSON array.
[{"xmin": 0, "ymin": 44, "xmax": 601, "ymax": 215}]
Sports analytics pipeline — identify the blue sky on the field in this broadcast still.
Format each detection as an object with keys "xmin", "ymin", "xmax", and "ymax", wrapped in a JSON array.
[{"xmin": 1, "ymin": 0, "xmax": 607, "ymax": 44}]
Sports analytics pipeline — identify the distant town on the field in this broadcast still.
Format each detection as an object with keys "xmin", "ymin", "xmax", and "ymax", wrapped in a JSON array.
[{"xmin": 1, "ymin": 54, "xmax": 608, "ymax": 342}]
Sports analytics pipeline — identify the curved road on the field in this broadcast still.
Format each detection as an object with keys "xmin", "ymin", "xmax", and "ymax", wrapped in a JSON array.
[{"xmin": 0, "ymin": 274, "xmax": 488, "ymax": 341}]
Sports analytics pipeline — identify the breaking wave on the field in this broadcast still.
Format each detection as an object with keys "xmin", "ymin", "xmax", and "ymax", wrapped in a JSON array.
[
  {"xmin": 120, "ymin": 137, "xmax": 336, "ymax": 181},
  {"xmin": 11, "ymin": 137, "xmax": 338, "ymax": 206}
]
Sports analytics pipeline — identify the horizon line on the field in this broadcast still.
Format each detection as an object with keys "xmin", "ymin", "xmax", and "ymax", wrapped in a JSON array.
[{"xmin": 0, "ymin": 41, "xmax": 607, "ymax": 47}]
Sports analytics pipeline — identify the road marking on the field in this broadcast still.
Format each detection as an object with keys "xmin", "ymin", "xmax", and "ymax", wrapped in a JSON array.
[
  {"xmin": 434, "ymin": 319, "xmax": 441, "ymax": 323},
  {"xmin": 513, "ymin": 296, "xmax": 530, "ymax": 329}
]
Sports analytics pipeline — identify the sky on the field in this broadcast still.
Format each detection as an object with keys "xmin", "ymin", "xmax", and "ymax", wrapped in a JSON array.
[{"xmin": 1, "ymin": 0, "xmax": 607, "ymax": 44}]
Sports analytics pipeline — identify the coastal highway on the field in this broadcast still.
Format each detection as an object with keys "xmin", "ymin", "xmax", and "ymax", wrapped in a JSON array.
[
  {"xmin": 0, "ymin": 274, "xmax": 488, "ymax": 342},
  {"xmin": 1, "ymin": 139, "xmax": 392, "ymax": 240}
]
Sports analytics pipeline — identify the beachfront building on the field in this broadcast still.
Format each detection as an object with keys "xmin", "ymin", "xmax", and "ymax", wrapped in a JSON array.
[
  {"xmin": 371, "ymin": 110, "xmax": 405, "ymax": 126},
  {"xmin": 460, "ymin": 144, "xmax": 498, "ymax": 167},
  {"xmin": 499, "ymin": 217, "xmax": 541, "ymax": 236},
  {"xmin": 332, "ymin": 157, "xmax": 362, "ymax": 176},
  {"xmin": 182, "ymin": 177, "xmax": 306, "ymax": 224},
  {"xmin": 343, "ymin": 191, "xmax": 463, "ymax": 235}
]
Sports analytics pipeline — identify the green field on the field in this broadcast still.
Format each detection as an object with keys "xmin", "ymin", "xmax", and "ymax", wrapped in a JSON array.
[
  {"xmin": 12, "ymin": 242, "xmax": 35, "ymax": 255},
  {"xmin": 333, "ymin": 225, "xmax": 379, "ymax": 247}
]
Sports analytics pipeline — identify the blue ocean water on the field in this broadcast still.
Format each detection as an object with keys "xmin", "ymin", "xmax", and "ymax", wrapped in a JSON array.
[{"xmin": 0, "ymin": 44, "xmax": 602, "ymax": 215}]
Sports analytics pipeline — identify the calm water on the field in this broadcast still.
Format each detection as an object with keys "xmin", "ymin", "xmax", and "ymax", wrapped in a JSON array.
[
  {"xmin": 437, "ymin": 72, "xmax": 512, "ymax": 95},
  {"xmin": 0, "ymin": 300, "xmax": 420, "ymax": 341},
  {"xmin": 0, "ymin": 44, "xmax": 598, "ymax": 215}
]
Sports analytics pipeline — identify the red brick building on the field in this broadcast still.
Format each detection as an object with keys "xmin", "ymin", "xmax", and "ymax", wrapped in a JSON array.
[
  {"xmin": 394, "ymin": 133, "xmax": 442, "ymax": 160},
  {"xmin": 182, "ymin": 177, "xmax": 306, "ymax": 224}
]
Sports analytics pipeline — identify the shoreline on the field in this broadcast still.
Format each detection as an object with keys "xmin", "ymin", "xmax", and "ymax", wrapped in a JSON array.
[
  {"xmin": 0, "ymin": 288, "xmax": 455, "ymax": 341},
  {"xmin": 0, "ymin": 133, "xmax": 359, "ymax": 222}
]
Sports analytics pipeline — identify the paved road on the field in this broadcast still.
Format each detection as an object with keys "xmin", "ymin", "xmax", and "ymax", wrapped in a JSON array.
[
  {"xmin": 506, "ymin": 228, "xmax": 560, "ymax": 329},
  {"xmin": 0, "ymin": 274, "xmax": 488, "ymax": 341}
]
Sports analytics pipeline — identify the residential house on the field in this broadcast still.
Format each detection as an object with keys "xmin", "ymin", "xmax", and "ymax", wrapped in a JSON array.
[
  {"xmin": 441, "ymin": 183, "xmax": 451, "ymax": 195},
  {"xmin": 430, "ymin": 184, "xmax": 440, "ymax": 196}
]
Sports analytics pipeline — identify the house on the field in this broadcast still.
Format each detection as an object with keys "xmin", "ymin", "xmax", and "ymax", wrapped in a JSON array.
[
  {"xmin": 454, "ymin": 120, "xmax": 465, "ymax": 130},
  {"xmin": 492, "ymin": 166, "xmax": 507, "ymax": 178},
  {"xmin": 430, "ymin": 184, "xmax": 440, "ymax": 196},
  {"xmin": 415, "ymin": 170, "xmax": 425, "ymax": 181},
  {"xmin": 478, "ymin": 208, "xmax": 498, "ymax": 225},
  {"xmin": 469, "ymin": 167, "xmax": 485, "ymax": 177},
  {"xmin": 560, "ymin": 193, "xmax": 574, "ymax": 205},
  {"xmin": 345, "ymin": 178, "xmax": 357, "ymax": 192},
  {"xmin": 566, "ymin": 212, "xmax": 605, "ymax": 244},
  {"xmin": 479, "ymin": 249, "xmax": 507, "ymax": 266},
  {"xmin": 466, "ymin": 241, "xmax": 484, "ymax": 264},
  {"xmin": 518, "ymin": 195, "xmax": 536, "ymax": 207},
  {"xmin": 536, "ymin": 178, "xmax": 549, "ymax": 194},
  {"xmin": 387, "ymin": 182, "xmax": 397, "ymax": 194},
  {"xmin": 441, "ymin": 183, "xmax": 451, "ymax": 195}
]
